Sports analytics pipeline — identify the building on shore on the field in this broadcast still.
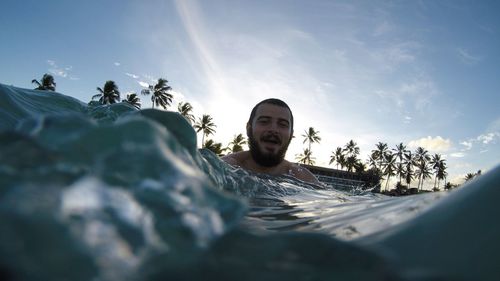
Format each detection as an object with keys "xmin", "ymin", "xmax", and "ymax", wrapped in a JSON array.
[{"xmin": 300, "ymin": 164, "xmax": 381, "ymax": 192}]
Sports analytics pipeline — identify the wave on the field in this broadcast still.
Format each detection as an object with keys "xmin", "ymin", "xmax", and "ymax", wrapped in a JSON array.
[{"xmin": 0, "ymin": 83, "xmax": 498, "ymax": 281}]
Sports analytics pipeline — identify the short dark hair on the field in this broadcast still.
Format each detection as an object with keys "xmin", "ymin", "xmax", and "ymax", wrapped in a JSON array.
[{"xmin": 247, "ymin": 98, "xmax": 294, "ymax": 130}]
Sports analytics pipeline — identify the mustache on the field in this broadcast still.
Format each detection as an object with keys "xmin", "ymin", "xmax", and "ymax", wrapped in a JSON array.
[{"xmin": 261, "ymin": 133, "xmax": 282, "ymax": 144}]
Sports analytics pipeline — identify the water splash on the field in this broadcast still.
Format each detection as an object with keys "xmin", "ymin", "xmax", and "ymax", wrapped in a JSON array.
[{"xmin": 1, "ymin": 83, "xmax": 499, "ymax": 281}]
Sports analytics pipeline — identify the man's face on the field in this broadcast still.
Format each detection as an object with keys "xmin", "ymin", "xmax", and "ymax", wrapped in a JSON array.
[{"xmin": 247, "ymin": 103, "xmax": 293, "ymax": 167}]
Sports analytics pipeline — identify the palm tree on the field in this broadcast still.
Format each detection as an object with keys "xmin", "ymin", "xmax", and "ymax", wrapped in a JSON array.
[
  {"xmin": 414, "ymin": 147, "xmax": 431, "ymax": 191},
  {"xmin": 416, "ymin": 161, "xmax": 432, "ymax": 191},
  {"xmin": 123, "ymin": 93, "xmax": 141, "ymax": 109},
  {"xmin": 32, "ymin": 73, "xmax": 56, "ymax": 91},
  {"xmin": 296, "ymin": 148, "xmax": 315, "ymax": 165},
  {"xmin": 338, "ymin": 154, "xmax": 347, "ymax": 170},
  {"xmin": 404, "ymin": 166, "xmax": 415, "ymax": 189},
  {"xmin": 382, "ymin": 151, "xmax": 397, "ymax": 191},
  {"xmin": 329, "ymin": 147, "xmax": 345, "ymax": 169},
  {"xmin": 93, "ymin": 80, "xmax": 120, "ymax": 104},
  {"xmin": 430, "ymin": 154, "xmax": 444, "ymax": 190},
  {"xmin": 302, "ymin": 127, "xmax": 321, "ymax": 152},
  {"xmin": 393, "ymin": 143, "xmax": 408, "ymax": 183},
  {"xmin": 434, "ymin": 159, "xmax": 447, "ymax": 191},
  {"xmin": 204, "ymin": 139, "xmax": 226, "ymax": 156},
  {"xmin": 444, "ymin": 182, "xmax": 456, "ymax": 190},
  {"xmin": 367, "ymin": 152, "xmax": 378, "ymax": 171},
  {"xmin": 177, "ymin": 102, "xmax": 195, "ymax": 124},
  {"xmin": 194, "ymin": 114, "xmax": 216, "ymax": 147},
  {"xmin": 345, "ymin": 155, "xmax": 359, "ymax": 172},
  {"xmin": 395, "ymin": 163, "xmax": 405, "ymax": 186},
  {"xmin": 343, "ymin": 140, "xmax": 360, "ymax": 172},
  {"xmin": 403, "ymin": 150, "xmax": 416, "ymax": 189},
  {"xmin": 354, "ymin": 161, "xmax": 366, "ymax": 173},
  {"xmin": 464, "ymin": 173, "xmax": 476, "ymax": 182},
  {"xmin": 371, "ymin": 142, "xmax": 389, "ymax": 172},
  {"xmin": 141, "ymin": 78, "xmax": 173, "ymax": 109},
  {"xmin": 344, "ymin": 140, "xmax": 360, "ymax": 158},
  {"xmin": 228, "ymin": 133, "xmax": 247, "ymax": 153}
]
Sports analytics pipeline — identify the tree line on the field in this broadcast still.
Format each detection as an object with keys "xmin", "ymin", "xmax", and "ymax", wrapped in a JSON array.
[
  {"xmin": 30, "ymin": 73, "xmax": 481, "ymax": 192},
  {"xmin": 295, "ymin": 127, "xmax": 450, "ymax": 192},
  {"xmin": 31, "ymin": 74, "xmax": 247, "ymax": 155}
]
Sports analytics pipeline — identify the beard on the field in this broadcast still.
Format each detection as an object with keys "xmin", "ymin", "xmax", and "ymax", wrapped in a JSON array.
[{"xmin": 248, "ymin": 132, "xmax": 290, "ymax": 167}]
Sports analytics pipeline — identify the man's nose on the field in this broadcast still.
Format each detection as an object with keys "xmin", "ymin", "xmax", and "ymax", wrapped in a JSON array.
[{"xmin": 268, "ymin": 122, "xmax": 279, "ymax": 132}]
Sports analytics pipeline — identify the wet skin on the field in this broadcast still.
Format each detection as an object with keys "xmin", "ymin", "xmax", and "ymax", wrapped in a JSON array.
[{"xmin": 222, "ymin": 103, "xmax": 319, "ymax": 184}]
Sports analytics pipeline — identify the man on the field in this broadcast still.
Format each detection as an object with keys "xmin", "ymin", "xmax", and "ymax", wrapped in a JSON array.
[{"xmin": 222, "ymin": 98, "xmax": 319, "ymax": 184}]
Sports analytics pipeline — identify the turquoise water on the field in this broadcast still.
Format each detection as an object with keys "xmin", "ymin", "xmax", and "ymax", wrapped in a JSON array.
[{"xmin": 1, "ymin": 83, "xmax": 499, "ymax": 281}]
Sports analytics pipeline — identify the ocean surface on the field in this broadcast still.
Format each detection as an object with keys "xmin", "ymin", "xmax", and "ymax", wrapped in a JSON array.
[{"xmin": 0, "ymin": 83, "xmax": 499, "ymax": 281}]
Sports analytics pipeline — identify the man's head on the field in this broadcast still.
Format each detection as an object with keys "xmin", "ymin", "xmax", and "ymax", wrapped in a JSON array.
[{"xmin": 246, "ymin": 98, "xmax": 294, "ymax": 167}]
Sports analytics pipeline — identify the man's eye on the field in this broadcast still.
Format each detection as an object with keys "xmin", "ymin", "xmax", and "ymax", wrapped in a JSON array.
[{"xmin": 279, "ymin": 122, "xmax": 289, "ymax": 128}]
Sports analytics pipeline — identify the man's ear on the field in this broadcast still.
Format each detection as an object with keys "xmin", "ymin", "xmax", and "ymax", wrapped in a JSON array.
[{"xmin": 246, "ymin": 123, "xmax": 251, "ymax": 137}]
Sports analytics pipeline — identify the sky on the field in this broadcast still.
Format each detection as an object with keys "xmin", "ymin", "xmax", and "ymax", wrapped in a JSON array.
[{"xmin": 1, "ymin": 0, "xmax": 499, "ymax": 187}]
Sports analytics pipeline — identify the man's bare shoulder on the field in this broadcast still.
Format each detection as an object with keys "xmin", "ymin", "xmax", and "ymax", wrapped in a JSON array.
[
  {"xmin": 221, "ymin": 151, "xmax": 250, "ymax": 166},
  {"xmin": 286, "ymin": 162, "xmax": 320, "ymax": 184}
]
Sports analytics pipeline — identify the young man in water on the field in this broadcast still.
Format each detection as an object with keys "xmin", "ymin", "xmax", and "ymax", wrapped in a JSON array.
[{"xmin": 222, "ymin": 98, "xmax": 319, "ymax": 184}]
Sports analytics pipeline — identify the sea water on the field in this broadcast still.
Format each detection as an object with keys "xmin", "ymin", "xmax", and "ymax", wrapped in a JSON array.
[{"xmin": 0, "ymin": 83, "xmax": 499, "ymax": 281}]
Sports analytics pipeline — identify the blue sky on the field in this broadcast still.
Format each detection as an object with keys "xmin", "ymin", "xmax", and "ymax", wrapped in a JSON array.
[{"xmin": 1, "ymin": 0, "xmax": 499, "ymax": 186}]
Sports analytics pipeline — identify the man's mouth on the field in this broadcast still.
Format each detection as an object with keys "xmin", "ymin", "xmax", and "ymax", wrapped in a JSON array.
[{"xmin": 261, "ymin": 135, "xmax": 281, "ymax": 145}]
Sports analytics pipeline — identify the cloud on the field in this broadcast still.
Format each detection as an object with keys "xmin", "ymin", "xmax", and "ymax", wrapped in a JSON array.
[
  {"xmin": 175, "ymin": 0, "xmax": 229, "ymax": 99},
  {"xmin": 168, "ymin": 89, "xmax": 189, "ymax": 111},
  {"xmin": 456, "ymin": 48, "xmax": 482, "ymax": 65},
  {"xmin": 46, "ymin": 59, "xmax": 78, "ymax": 80},
  {"xmin": 408, "ymin": 136, "xmax": 452, "ymax": 152},
  {"xmin": 400, "ymin": 78, "xmax": 439, "ymax": 112},
  {"xmin": 50, "ymin": 69, "xmax": 68, "ymax": 78},
  {"xmin": 126, "ymin": 73, "xmax": 139, "ymax": 79},
  {"xmin": 477, "ymin": 132, "xmax": 498, "ymax": 144},
  {"xmin": 386, "ymin": 42, "xmax": 419, "ymax": 63},
  {"xmin": 126, "ymin": 73, "xmax": 158, "ymax": 88},
  {"xmin": 450, "ymin": 152, "xmax": 466, "ymax": 158},
  {"xmin": 371, "ymin": 41, "xmax": 420, "ymax": 69},
  {"xmin": 459, "ymin": 132, "xmax": 499, "ymax": 151},
  {"xmin": 114, "ymin": 62, "xmax": 121, "ymax": 66},
  {"xmin": 138, "ymin": 81, "xmax": 149, "ymax": 88},
  {"xmin": 375, "ymin": 75, "xmax": 439, "ymax": 117},
  {"xmin": 170, "ymin": 89, "xmax": 185, "ymax": 101},
  {"xmin": 460, "ymin": 141, "xmax": 472, "ymax": 150},
  {"xmin": 143, "ymin": 74, "xmax": 157, "ymax": 83}
]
